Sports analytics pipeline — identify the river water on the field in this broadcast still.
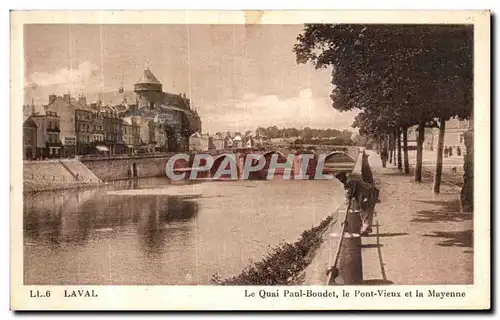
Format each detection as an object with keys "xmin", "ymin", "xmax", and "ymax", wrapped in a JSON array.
[{"xmin": 24, "ymin": 178, "xmax": 344, "ymax": 285}]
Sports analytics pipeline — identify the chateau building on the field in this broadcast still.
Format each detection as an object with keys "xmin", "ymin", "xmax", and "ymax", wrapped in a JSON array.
[{"xmin": 121, "ymin": 67, "xmax": 202, "ymax": 152}]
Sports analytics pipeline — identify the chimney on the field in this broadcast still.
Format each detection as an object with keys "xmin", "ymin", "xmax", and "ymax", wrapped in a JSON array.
[
  {"xmin": 63, "ymin": 93, "xmax": 71, "ymax": 102},
  {"xmin": 78, "ymin": 94, "xmax": 87, "ymax": 107},
  {"xmin": 31, "ymin": 98, "xmax": 35, "ymax": 115},
  {"xmin": 49, "ymin": 94, "xmax": 57, "ymax": 104}
]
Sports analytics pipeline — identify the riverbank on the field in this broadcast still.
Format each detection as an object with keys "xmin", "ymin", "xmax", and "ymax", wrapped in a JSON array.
[
  {"xmin": 23, "ymin": 159, "xmax": 103, "ymax": 194},
  {"xmin": 23, "ymin": 181, "xmax": 104, "ymax": 194},
  {"xmin": 211, "ymin": 214, "xmax": 335, "ymax": 285}
]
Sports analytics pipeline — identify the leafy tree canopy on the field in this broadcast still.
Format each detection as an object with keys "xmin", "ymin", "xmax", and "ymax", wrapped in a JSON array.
[{"xmin": 293, "ymin": 24, "xmax": 473, "ymax": 134}]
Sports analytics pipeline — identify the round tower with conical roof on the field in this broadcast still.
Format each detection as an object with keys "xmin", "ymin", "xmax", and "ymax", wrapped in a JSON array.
[{"xmin": 134, "ymin": 68, "xmax": 163, "ymax": 109}]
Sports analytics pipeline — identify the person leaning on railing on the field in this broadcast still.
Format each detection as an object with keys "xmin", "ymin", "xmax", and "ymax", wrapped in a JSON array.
[{"xmin": 334, "ymin": 171, "xmax": 379, "ymax": 236}]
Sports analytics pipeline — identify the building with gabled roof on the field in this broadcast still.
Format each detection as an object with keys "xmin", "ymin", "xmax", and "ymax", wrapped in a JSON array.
[{"xmin": 44, "ymin": 94, "xmax": 78, "ymax": 157}]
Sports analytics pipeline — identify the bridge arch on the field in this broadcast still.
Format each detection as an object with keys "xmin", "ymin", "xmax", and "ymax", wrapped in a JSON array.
[
  {"xmin": 322, "ymin": 151, "xmax": 357, "ymax": 176},
  {"xmin": 210, "ymin": 154, "xmax": 241, "ymax": 180},
  {"xmin": 325, "ymin": 151, "xmax": 356, "ymax": 163},
  {"xmin": 263, "ymin": 150, "xmax": 285, "ymax": 157},
  {"xmin": 293, "ymin": 149, "xmax": 318, "ymax": 179},
  {"xmin": 254, "ymin": 150, "xmax": 293, "ymax": 180}
]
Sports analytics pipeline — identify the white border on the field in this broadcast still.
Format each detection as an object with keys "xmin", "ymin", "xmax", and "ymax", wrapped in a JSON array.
[{"xmin": 8, "ymin": 8, "xmax": 492, "ymax": 313}]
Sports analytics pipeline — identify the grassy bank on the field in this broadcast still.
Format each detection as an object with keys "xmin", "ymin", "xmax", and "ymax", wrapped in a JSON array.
[{"xmin": 211, "ymin": 215, "xmax": 334, "ymax": 285}]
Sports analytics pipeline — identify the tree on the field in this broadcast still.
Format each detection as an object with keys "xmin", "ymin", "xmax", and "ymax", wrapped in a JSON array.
[
  {"xmin": 461, "ymin": 116, "xmax": 473, "ymax": 213},
  {"xmin": 294, "ymin": 24, "xmax": 473, "ymax": 183},
  {"xmin": 430, "ymin": 31, "xmax": 473, "ymax": 193}
]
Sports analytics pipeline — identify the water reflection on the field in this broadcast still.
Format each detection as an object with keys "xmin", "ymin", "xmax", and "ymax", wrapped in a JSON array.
[
  {"xmin": 136, "ymin": 195, "xmax": 199, "ymax": 255},
  {"xmin": 24, "ymin": 178, "xmax": 341, "ymax": 285},
  {"xmin": 24, "ymin": 184, "xmax": 199, "ymax": 250}
]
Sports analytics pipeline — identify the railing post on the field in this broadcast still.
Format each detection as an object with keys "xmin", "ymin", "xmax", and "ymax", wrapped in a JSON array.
[{"xmin": 334, "ymin": 197, "xmax": 363, "ymax": 285}]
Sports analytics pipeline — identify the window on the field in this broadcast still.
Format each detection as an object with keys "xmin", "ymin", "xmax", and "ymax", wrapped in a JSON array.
[{"xmin": 460, "ymin": 134, "xmax": 464, "ymax": 144}]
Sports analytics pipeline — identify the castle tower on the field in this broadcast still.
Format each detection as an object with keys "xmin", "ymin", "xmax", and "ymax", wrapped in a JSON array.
[
  {"xmin": 134, "ymin": 68, "xmax": 163, "ymax": 109},
  {"xmin": 134, "ymin": 68, "xmax": 162, "ymax": 93}
]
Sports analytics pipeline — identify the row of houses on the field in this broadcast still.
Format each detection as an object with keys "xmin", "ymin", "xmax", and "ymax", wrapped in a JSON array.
[
  {"xmin": 188, "ymin": 131, "xmax": 269, "ymax": 152},
  {"xmin": 23, "ymin": 68, "xmax": 202, "ymax": 160}
]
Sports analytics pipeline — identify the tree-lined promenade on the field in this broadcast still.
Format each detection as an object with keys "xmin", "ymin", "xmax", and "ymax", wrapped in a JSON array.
[{"xmin": 293, "ymin": 24, "xmax": 473, "ymax": 213}]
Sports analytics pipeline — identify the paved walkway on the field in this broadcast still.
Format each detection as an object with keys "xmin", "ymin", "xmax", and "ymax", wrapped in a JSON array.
[{"xmin": 361, "ymin": 151, "xmax": 473, "ymax": 285}]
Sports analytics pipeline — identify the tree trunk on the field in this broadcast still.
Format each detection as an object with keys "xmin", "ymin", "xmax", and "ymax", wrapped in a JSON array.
[
  {"xmin": 403, "ymin": 127, "xmax": 410, "ymax": 174},
  {"xmin": 414, "ymin": 121, "xmax": 425, "ymax": 182},
  {"xmin": 433, "ymin": 117, "xmax": 446, "ymax": 194},
  {"xmin": 461, "ymin": 118, "xmax": 474, "ymax": 213},
  {"xmin": 392, "ymin": 132, "xmax": 397, "ymax": 164},
  {"xmin": 397, "ymin": 128, "xmax": 402, "ymax": 170},
  {"xmin": 388, "ymin": 134, "xmax": 393, "ymax": 164}
]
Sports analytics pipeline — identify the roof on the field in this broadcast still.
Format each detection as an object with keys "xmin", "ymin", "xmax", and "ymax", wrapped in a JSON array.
[
  {"xmin": 69, "ymin": 98, "xmax": 94, "ymax": 112},
  {"xmin": 46, "ymin": 96, "xmax": 93, "ymax": 112},
  {"xmin": 23, "ymin": 117, "xmax": 37, "ymax": 128},
  {"xmin": 161, "ymin": 105, "xmax": 187, "ymax": 113},
  {"xmin": 107, "ymin": 91, "xmax": 138, "ymax": 107},
  {"xmin": 136, "ymin": 68, "xmax": 161, "ymax": 85}
]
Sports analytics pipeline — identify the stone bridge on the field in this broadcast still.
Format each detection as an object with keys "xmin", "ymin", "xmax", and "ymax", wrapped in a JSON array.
[
  {"xmin": 81, "ymin": 145, "xmax": 361, "ymax": 182},
  {"xmin": 174, "ymin": 145, "xmax": 361, "ymax": 180}
]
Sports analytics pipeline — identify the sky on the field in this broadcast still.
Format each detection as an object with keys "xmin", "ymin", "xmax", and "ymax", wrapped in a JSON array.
[{"xmin": 23, "ymin": 24, "xmax": 358, "ymax": 133}]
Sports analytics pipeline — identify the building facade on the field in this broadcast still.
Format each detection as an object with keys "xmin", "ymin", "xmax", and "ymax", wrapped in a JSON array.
[
  {"xmin": 31, "ymin": 67, "xmax": 202, "ymax": 157},
  {"xmin": 405, "ymin": 117, "xmax": 469, "ymax": 153},
  {"xmin": 26, "ymin": 110, "xmax": 62, "ymax": 159},
  {"xmin": 45, "ymin": 111, "xmax": 62, "ymax": 157},
  {"xmin": 23, "ymin": 118, "xmax": 37, "ymax": 160},
  {"xmin": 101, "ymin": 111, "xmax": 125, "ymax": 154},
  {"xmin": 75, "ymin": 106, "xmax": 95, "ymax": 155},
  {"xmin": 123, "ymin": 68, "xmax": 202, "ymax": 152},
  {"xmin": 122, "ymin": 117, "xmax": 141, "ymax": 154},
  {"xmin": 432, "ymin": 118, "xmax": 469, "ymax": 153},
  {"xmin": 44, "ymin": 94, "xmax": 77, "ymax": 158}
]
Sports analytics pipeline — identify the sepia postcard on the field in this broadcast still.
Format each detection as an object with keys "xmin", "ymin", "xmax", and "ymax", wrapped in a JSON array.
[{"xmin": 10, "ymin": 10, "xmax": 490, "ymax": 311}]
